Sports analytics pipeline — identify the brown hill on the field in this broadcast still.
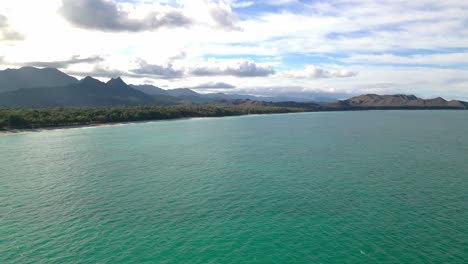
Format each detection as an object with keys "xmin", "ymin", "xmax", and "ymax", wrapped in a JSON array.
[{"xmin": 325, "ymin": 94, "xmax": 467, "ymax": 109}]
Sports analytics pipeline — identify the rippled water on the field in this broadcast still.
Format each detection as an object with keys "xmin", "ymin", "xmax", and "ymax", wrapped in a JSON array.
[{"xmin": 1, "ymin": 111, "xmax": 467, "ymax": 263}]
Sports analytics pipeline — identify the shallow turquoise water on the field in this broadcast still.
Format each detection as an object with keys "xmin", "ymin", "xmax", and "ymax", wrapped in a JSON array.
[{"xmin": 1, "ymin": 111, "xmax": 467, "ymax": 263}]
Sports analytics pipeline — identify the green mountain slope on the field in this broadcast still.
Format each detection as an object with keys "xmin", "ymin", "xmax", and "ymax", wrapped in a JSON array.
[
  {"xmin": 0, "ymin": 67, "xmax": 79, "ymax": 93},
  {"xmin": 0, "ymin": 77, "xmax": 178, "ymax": 107}
]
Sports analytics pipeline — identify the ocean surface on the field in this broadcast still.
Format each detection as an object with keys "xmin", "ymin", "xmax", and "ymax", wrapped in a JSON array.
[{"xmin": 1, "ymin": 111, "xmax": 467, "ymax": 263}]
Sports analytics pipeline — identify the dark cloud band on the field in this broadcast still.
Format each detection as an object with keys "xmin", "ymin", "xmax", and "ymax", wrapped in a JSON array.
[
  {"xmin": 59, "ymin": 0, "xmax": 192, "ymax": 32},
  {"xmin": 0, "ymin": 55, "xmax": 104, "ymax": 68},
  {"xmin": 130, "ymin": 59, "xmax": 275, "ymax": 79}
]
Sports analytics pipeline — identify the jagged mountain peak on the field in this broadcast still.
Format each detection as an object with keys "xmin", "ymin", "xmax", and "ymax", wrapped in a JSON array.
[{"xmin": 107, "ymin": 77, "xmax": 127, "ymax": 87}]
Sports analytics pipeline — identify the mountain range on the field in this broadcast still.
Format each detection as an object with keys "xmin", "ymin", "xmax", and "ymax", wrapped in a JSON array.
[{"xmin": 0, "ymin": 67, "xmax": 466, "ymax": 109}]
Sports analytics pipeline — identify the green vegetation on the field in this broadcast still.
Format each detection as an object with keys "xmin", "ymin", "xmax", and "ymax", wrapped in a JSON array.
[{"xmin": 0, "ymin": 105, "xmax": 304, "ymax": 130}]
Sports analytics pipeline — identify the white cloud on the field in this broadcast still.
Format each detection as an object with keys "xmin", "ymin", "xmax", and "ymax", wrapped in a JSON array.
[
  {"xmin": 207, "ymin": 1, "xmax": 240, "ymax": 30},
  {"xmin": 277, "ymin": 65, "xmax": 357, "ymax": 79},
  {"xmin": 343, "ymin": 52, "xmax": 468, "ymax": 66},
  {"xmin": 189, "ymin": 59, "xmax": 275, "ymax": 77},
  {"xmin": 0, "ymin": 14, "xmax": 23, "ymax": 41}
]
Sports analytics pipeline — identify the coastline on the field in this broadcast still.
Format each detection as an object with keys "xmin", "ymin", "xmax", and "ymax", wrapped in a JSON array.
[
  {"xmin": 0, "ymin": 112, "xmax": 293, "ymax": 136},
  {"xmin": 0, "ymin": 118, "xmax": 200, "ymax": 136},
  {"xmin": 1, "ymin": 107, "xmax": 466, "ymax": 136}
]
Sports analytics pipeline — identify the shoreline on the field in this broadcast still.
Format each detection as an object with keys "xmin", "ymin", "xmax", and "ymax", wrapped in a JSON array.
[
  {"xmin": 1, "ymin": 108, "xmax": 465, "ymax": 136},
  {"xmin": 0, "ymin": 118, "xmax": 209, "ymax": 136},
  {"xmin": 0, "ymin": 112, "xmax": 295, "ymax": 136}
]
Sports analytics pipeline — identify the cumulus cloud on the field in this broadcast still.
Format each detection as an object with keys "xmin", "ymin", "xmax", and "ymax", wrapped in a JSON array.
[
  {"xmin": 59, "ymin": 0, "xmax": 191, "ymax": 32},
  {"xmin": 0, "ymin": 14, "xmax": 24, "ymax": 41},
  {"xmin": 129, "ymin": 58, "xmax": 274, "ymax": 78},
  {"xmin": 278, "ymin": 65, "xmax": 357, "ymax": 79},
  {"xmin": 188, "ymin": 82, "xmax": 236, "ymax": 89},
  {"xmin": 130, "ymin": 59, "xmax": 184, "ymax": 78},
  {"xmin": 190, "ymin": 59, "xmax": 275, "ymax": 77},
  {"xmin": 208, "ymin": 1, "xmax": 240, "ymax": 30}
]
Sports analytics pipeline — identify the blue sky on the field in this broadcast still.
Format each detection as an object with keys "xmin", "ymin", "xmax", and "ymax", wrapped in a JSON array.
[{"xmin": 1, "ymin": 0, "xmax": 468, "ymax": 99}]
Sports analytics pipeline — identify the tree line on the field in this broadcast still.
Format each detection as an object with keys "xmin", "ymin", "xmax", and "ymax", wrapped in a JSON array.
[{"xmin": 0, "ymin": 105, "xmax": 303, "ymax": 130}]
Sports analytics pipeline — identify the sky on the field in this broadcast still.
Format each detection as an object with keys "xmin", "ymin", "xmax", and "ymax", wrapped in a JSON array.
[{"xmin": 1, "ymin": 0, "xmax": 468, "ymax": 99}]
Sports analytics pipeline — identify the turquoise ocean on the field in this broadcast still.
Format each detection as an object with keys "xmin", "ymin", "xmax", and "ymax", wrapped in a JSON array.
[{"xmin": 1, "ymin": 111, "xmax": 467, "ymax": 263}]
